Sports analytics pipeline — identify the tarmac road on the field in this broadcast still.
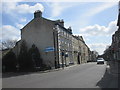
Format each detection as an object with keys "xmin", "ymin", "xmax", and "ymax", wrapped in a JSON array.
[{"xmin": 2, "ymin": 62, "xmax": 118, "ymax": 88}]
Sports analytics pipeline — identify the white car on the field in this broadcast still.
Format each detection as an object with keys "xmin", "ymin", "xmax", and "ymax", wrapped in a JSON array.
[{"xmin": 97, "ymin": 58, "xmax": 104, "ymax": 64}]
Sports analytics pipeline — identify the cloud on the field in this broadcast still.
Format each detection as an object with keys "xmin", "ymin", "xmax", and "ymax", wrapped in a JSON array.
[
  {"xmin": 2, "ymin": 0, "xmax": 119, "ymax": 2},
  {"xmin": 17, "ymin": 3, "xmax": 44, "ymax": 14},
  {"xmin": 89, "ymin": 43, "xmax": 110, "ymax": 55},
  {"xmin": 85, "ymin": 2, "xmax": 117, "ymax": 17},
  {"xmin": 49, "ymin": 3, "xmax": 63, "ymax": 17},
  {"xmin": 49, "ymin": 2, "xmax": 69, "ymax": 18},
  {"xmin": 2, "ymin": 0, "xmax": 24, "ymax": 2},
  {"xmin": 15, "ymin": 23, "xmax": 24, "ymax": 29},
  {"xmin": 77, "ymin": 20, "xmax": 118, "ymax": 54},
  {"xmin": 20, "ymin": 18, "xmax": 27, "ymax": 22},
  {"xmin": 63, "ymin": 2, "xmax": 117, "ymax": 32},
  {"xmin": 1, "ymin": 25, "xmax": 21, "ymax": 41},
  {"xmin": 48, "ymin": 2, "xmax": 78, "ymax": 18},
  {"xmin": 79, "ymin": 20, "xmax": 118, "ymax": 36},
  {"xmin": 2, "ymin": 2, "xmax": 44, "ymax": 14}
]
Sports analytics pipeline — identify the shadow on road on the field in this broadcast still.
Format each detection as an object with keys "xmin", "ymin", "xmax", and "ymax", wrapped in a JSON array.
[
  {"xmin": 2, "ymin": 69, "xmax": 60, "ymax": 78},
  {"xmin": 2, "ymin": 72, "xmax": 35, "ymax": 78},
  {"xmin": 96, "ymin": 68, "xmax": 118, "ymax": 88}
]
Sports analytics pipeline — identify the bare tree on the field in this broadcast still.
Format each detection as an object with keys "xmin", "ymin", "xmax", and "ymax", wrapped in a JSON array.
[{"xmin": 2, "ymin": 40, "xmax": 17, "ymax": 50}]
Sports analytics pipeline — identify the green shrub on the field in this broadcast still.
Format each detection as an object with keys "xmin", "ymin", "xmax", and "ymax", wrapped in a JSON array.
[
  {"xmin": 28, "ymin": 44, "xmax": 43, "ymax": 71},
  {"xmin": 2, "ymin": 50, "xmax": 17, "ymax": 72},
  {"xmin": 18, "ymin": 41, "xmax": 44, "ymax": 71},
  {"xmin": 18, "ymin": 40, "xmax": 32, "ymax": 71}
]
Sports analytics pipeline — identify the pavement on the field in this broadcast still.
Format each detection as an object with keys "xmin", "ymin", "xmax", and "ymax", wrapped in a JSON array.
[
  {"xmin": 96, "ymin": 67, "xmax": 118, "ymax": 88},
  {"xmin": 107, "ymin": 61, "xmax": 119, "ymax": 75},
  {"xmin": 105, "ymin": 61, "xmax": 120, "ymax": 88},
  {"xmin": 2, "ymin": 64, "xmax": 77, "ymax": 78}
]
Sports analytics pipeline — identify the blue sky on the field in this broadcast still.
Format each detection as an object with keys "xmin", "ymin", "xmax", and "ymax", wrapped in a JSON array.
[{"xmin": 1, "ymin": 0, "xmax": 119, "ymax": 54}]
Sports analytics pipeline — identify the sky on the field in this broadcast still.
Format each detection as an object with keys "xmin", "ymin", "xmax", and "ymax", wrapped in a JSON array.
[{"xmin": 1, "ymin": 0, "xmax": 119, "ymax": 55}]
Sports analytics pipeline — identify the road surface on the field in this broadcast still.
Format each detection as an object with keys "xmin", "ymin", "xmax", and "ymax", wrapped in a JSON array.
[{"xmin": 2, "ymin": 62, "xmax": 118, "ymax": 88}]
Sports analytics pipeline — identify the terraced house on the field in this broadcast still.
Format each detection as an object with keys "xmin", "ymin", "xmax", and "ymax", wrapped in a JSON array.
[
  {"xmin": 12, "ymin": 10, "xmax": 91, "ymax": 69},
  {"xmin": 103, "ymin": 2, "xmax": 120, "ymax": 61}
]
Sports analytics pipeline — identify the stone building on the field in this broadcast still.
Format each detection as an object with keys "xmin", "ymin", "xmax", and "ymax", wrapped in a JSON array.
[
  {"xmin": 13, "ymin": 10, "xmax": 91, "ymax": 69},
  {"xmin": 90, "ymin": 51, "xmax": 99, "ymax": 62},
  {"xmin": 13, "ymin": 10, "xmax": 59, "ymax": 68},
  {"xmin": 72, "ymin": 35, "xmax": 90, "ymax": 64},
  {"xmin": 109, "ymin": 2, "xmax": 120, "ymax": 61},
  {"xmin": 72, "ymin": 35, "xmax": 81, "ymax": 64},
  {"xmin": 103, "ymin": 2, "xmax": 120, "ymax": 61},
  {"xmin": 55, "ymin": 21, "xmax": 73, "ymax": 67},
  {"xmin": 102, "ymin": 2, "xmax": 120, "ymax": 75}
]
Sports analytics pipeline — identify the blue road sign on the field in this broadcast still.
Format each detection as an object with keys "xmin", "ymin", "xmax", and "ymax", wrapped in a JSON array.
[{"xmin": 45, "ymin": 47, "xmax": 55, "ymax": 52}]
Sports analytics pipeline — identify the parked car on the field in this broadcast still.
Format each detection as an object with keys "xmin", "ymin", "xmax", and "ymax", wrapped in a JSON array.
[{"xmin": 97, "ymin": 58, "xmax": 104, "ymax": 64}]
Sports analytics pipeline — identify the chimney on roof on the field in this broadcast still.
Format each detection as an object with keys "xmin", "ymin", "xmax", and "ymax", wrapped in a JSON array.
[
  {"xmin": 60, "ymin": 19, "xmax": 64, "ymax": 26},
  {"xmin": 68, "ymin": 26, "xmax": 72, "ymax": 32},
  {"xmin": 56, "ymin": 19, "xmax": 64, "ymax": 26},
  {"xmin": 34, "ymin": 10, "xmax": 42, "ymax": 18},
  {"xmin": 68, "ymin": 26, "xmax": 71, "ymax": 30}
]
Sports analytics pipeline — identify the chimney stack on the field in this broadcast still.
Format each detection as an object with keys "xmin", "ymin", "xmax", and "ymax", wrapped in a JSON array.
[
  {"xmin": 56, "ymin": 19, "xmax": 64, "ymax": 26},
  {"xmin": 60, "ymin": 19, "xmax": 64, "ymax": 26},
  {"xmin": 68, "ymin": 26, "xmax": 72, "ymax": 33},
  {"xmin": 34, "ymin": 10, "xmax": 42, "ymax": 18}
]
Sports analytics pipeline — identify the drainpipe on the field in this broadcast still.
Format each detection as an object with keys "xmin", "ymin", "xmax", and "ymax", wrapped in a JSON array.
[{"xmin": 53, "ymin": 31, "xmax": 57, "ymax": 69}]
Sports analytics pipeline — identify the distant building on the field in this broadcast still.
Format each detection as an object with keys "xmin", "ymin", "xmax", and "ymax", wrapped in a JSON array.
[{"xmin": 90, "ymin": 51, "xmax": 99, "ymax": 62}]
